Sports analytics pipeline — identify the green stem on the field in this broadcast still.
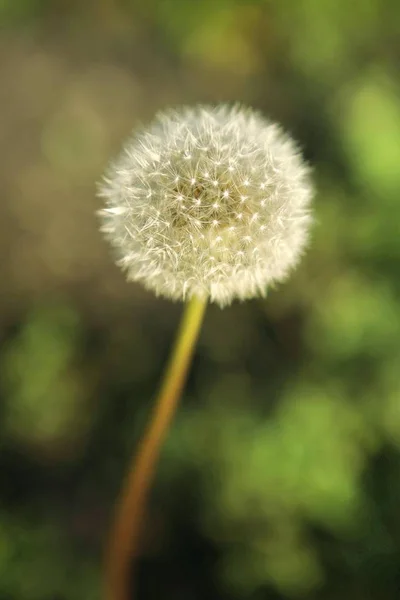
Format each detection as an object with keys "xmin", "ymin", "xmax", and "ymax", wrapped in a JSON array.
[{"xmin": 105, "ymin": 296, "xmax": 207, "ymax": 600}]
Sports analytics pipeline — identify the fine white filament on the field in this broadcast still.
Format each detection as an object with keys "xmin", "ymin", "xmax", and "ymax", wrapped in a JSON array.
[{"xmin": 99, "ymin": 105, "xmax": 313, "ymax": 307}]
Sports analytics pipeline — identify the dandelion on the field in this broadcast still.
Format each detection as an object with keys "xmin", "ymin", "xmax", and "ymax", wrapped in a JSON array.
[
  {"xmin": 99, "ymin": 105, "xmax": 314, "ymax": 600},
  {"xmin": 99, "ymin": 104, "xmax": 313, "ymax": 307}
]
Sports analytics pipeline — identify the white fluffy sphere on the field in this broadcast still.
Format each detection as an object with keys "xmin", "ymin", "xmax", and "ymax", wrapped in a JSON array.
[{"xmin": 98, "ymin": 105, "xmax": 314, "ymax": 306}]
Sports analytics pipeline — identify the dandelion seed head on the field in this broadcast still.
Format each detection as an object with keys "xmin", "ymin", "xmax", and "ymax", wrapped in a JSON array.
[{"xmin": 98, "ymin": 104, "xmax": 314, "ymax": 306}]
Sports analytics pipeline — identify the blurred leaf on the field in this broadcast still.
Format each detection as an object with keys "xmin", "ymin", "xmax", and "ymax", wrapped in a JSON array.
[
  {"xmin": 1, "ymin": 305, "xmax": 89, "ymax": 459},
  {"xmin": 339, "ymin": 72, "xmax": 400, "ymax": 198}
]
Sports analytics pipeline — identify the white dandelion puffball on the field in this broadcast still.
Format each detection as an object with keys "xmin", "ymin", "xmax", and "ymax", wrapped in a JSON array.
[{"xmin": 99, "ymin": 105, "xmax": 314, "ymax": 307}]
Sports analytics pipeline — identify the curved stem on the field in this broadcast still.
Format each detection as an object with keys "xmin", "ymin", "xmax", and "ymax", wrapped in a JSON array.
[{"xmin": 105, "ymin": 296, "xmax": 207, "ymax": 600}]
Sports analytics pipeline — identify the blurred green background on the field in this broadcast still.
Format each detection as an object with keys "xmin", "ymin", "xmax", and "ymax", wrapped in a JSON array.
[{"xmin": 1, "ymin": 1, "xmax": 400, "ymax": 599}]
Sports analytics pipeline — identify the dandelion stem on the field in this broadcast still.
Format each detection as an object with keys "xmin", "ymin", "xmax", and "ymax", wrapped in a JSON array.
[{"xmin": 105, "ymin": 295, "xmax": 207, "ymax": 600}]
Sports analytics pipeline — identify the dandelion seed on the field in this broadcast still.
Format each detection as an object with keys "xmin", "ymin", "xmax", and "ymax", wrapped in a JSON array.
[{"xmin": 98, "ymin": 104, "xmax": 314, "ymax": 306}]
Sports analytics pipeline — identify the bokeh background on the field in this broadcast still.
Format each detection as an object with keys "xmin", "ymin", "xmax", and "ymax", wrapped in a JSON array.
[{"xmin": 1, "ymin": 1, "xmax": 400, "ymax": 599}]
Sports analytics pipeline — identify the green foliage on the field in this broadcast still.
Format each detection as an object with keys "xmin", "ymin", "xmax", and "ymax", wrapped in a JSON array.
[
  {"xmin": 0, "ymin": 513, "xmax": 99, "ymax": 600},
  {"xmin": 164, "ymin": 378, "xmax": 378, "ymax": 594},
  {"xmin": 0, "ymin": 0, "xmax": 50, "ymax": 25},
  {"xmin": 1, "ymin": 306, "xmax": 89, "ymax": 457},
  {"xmin": 340, "ymin": 72, "xmax": 400, "ymax": 198}
]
